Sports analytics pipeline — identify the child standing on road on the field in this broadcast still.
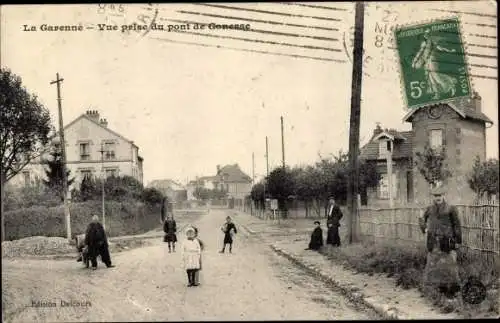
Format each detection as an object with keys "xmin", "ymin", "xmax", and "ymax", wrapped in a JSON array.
[
  {"xmin": 182, "ymin": 226, "xmax": 201, "ymax": 287},
  {"xmin": 219, "ymin": 216, "xmax": 237, "ymax": 253}
]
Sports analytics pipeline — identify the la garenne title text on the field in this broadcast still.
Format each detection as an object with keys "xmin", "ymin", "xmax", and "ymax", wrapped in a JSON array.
[{"xmin": 22, "ymin": 22, "xmax": 252, "ymax": 33}]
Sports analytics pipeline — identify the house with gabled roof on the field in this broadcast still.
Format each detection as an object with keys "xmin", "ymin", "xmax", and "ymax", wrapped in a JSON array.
[
  {"xmin": 10, "ymin": 110, "xmax": 144, "ymax": 191},
  {"xmin": 212, "ymin": 163, "xmax": 252, "ymax": 200},
  {"xmin": 360, "ymin": 92, "xmax": 493, "ymax": 206}
]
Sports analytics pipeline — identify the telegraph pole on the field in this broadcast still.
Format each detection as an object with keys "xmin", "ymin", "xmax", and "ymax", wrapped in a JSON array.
[
  {"xmin": 265, "ymin": 136, "xmax": 269, "ymax": 177},
  {"xmin": 346, "ymin": 2, "xmax": 365, "ymax": 244},
  {"xmin": 281, "ymin": 116, "xmax": 285, "ymax": 169},
  {"xmin": 99, "ymin": 143, "xmax": 107, "ymax": 230},
  {"xmin": 50, "ymin": 73, "xmax": 71, "ymax": 242},
  {"xmin": 252, "ymin": 152, "xmax": 255, "ymax": 185}
]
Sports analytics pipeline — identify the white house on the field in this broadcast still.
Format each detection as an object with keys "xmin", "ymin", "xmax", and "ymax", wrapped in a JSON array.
[{"xmin": 10, "ymin": 110, "xmax": 144, "ymax": 191}]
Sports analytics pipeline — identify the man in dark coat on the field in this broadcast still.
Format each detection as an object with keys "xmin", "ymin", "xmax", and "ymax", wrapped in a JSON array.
[
  {"xmin": 419, "ymin": 185, "xmax": 462, "ymax": 301},
  {"xmin": 163, "ymin": 212, "xmax": 177, "ymax": 252},
  {"xmin": 326, "ymin": 198, "xmax": 343, "ymax": 247},
  {"xmin": 85, "ymin": 214, "xmax": 114, "ymax": 270},
  {"xmin": 219, "ymin": 216, "xmax": 237, "ymax": 253},
  {"xmin": 306, "ymin": 221, "xmax": 323, "ymax": 251}
]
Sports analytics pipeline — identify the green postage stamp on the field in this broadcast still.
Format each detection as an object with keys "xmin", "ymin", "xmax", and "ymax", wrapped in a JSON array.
[{"xmin": 394, "ymin": 17, "xmax": 472, "ymax": 109}]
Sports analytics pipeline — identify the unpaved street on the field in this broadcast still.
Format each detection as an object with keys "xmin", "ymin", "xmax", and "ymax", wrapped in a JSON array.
[{"xmin": 2, "ymin": 209, "xmax": 375, "ymax": 322}]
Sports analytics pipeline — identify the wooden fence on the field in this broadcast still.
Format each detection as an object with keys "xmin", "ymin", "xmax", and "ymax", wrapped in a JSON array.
[
  {"xmin": 358, "ymin": 199, "xmax": 499, "ymax": 260},
  {"xmin": 243, "ymin": 197, "xmax": 499, "ymax": 260}
]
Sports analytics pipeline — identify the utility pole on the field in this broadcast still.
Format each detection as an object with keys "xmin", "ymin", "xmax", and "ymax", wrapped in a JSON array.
[
  {"xmin": 251, "ymin": 152, "xmax": 255, "ymax": 216},
  {"xmin": 98, "ymin": 143, "xmax": 107, "ymax": 230},
  {"xmin": 252, "ymin": 152, "xmax": 255, "ymax": 186},
  {"xmin": 263, "ymin": 136, "xmax": 270, "ymax": 218},
  {"xmin": 346, "ymin": 2, "xmax": 365, "ymax": 244},
  {"xmin": 265, "ymin": 136, "xmax": 269, "ymax": 177},
  {"xmin": 50, "ymin": 73, "xmax": 71, "ymax": 242},
  {"xmin": 281, "ymin": 116, "xmax": 285, "ymax": 169}
]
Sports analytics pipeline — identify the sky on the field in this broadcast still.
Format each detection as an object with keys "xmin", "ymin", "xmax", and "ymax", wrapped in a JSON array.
[{"xmin": 1, "ymin": 2, "xmax": 497, "ymax": 186}]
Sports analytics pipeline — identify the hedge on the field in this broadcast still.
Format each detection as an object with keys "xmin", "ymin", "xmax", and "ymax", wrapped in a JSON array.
[{"xmin": 3, "ymin": 200, "xmax": 162, "ymax": 241}]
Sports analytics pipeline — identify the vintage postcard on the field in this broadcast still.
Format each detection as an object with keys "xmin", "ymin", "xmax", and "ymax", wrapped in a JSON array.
[{"xmin": 1, "ymin": 2, "xmax": 498, "ymax": 322}]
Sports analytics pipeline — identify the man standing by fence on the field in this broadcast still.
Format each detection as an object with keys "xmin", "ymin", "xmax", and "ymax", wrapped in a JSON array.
[{"xmin": 419, "ymin": 185, "xmax": 463, "ymax": 305}]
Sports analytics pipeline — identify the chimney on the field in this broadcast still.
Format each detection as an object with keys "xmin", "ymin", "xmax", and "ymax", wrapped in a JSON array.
[
  {"xmin": 100, "ymin": 118, "xmax": 108, "ymax": 127},
  {"xmin": 473, "ymin": 91, "xmax": 481, "ymax": 112},
  {"xmin": 216, "ymin": 165, "xmax": 221, "ymax": 174},
  {"xmin": 373, "ymin": 122, "xmax": 383, "ymax": 137},
  {"xmin": 86, "ymin": 109, "xmax": 100, "ymax": 122}
]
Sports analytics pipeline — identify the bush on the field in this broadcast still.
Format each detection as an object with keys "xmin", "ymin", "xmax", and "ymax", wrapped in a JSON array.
[
  {"xmin": 3, "ymin": 200, "xmax": 162, "ymax": 241},
  {"xmin": 142, "ymin": 187, "xmax": 164, "ymax": 205}
]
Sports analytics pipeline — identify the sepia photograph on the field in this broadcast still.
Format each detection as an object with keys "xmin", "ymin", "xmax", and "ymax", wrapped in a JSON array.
[{"xmin": 1, "ymin": 1, "xmax": 498, "ymax": 321}]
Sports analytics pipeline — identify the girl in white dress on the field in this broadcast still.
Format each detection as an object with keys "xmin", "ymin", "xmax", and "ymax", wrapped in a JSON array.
[{"xmin": 182, "ymin": 226, "xmax": 201, "ymax": 287}]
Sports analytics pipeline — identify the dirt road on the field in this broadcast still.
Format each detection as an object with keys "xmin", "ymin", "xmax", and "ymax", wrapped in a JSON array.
[{"xmin": 2, "ymin": 209, "xmax": 375, "ymax": 322}]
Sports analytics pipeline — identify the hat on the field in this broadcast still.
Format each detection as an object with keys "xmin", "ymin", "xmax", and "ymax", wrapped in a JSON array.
[
  {"xmin": 314, "ymin": 221, "xmax": 320, "ymax": 225},
  {"xmin": 185, "ymin": 226, "xmax": 195, "ymax": 235},
  {"xmin": 430, "ymin": 185, "xmax": 446, "ymax": 195}
]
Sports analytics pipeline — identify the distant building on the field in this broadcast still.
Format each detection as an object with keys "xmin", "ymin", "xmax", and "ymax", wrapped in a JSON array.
[
  {"xmin": 10, "ymin": 110, "xmax": 144, "ymax": 191},
  {"xmin": 360, "ymin": 93, "xmax": 493, "ymax": 206},
  {"xmin": 212, "ymin": 164, "xmax": 252, "ymax": 201},
  {"xmin": 148, "ymin": 179, "xmax": 187, "ymax": 203},
  {"xmin": 185, "ymin": 164, "xmax": 252, "ymax": 204},
  {"xmin": 185, "ymin": 176, "xmax": 216, "ymax": 200}
]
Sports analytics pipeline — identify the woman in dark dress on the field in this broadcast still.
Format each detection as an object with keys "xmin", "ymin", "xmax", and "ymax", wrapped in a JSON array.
[
  {"xmin": 163, "ymin": 212, "xmax": 177, "ymax": 252},
  {"xmin": 306, "ymin": 221, "xmax": 324, "ymax": 251},
  {"xmin": 219, "ymin": 216, "xmax": 237, "ymax": 253}
]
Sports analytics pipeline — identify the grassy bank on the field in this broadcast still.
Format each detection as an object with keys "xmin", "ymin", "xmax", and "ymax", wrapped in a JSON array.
[{"xmin": 320, "ymin": 240, "xmax": 499, "ymax": 317}]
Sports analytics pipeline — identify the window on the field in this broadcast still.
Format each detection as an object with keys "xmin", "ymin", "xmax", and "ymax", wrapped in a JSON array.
[
  {"xmin": 105, "ymin": 169, "xmax": 118, "ymax": 178},
  {"xmin": 104, "ymin": 142, "xmax": 116, "ymax": 160},
  {"xmin": 378, "ymin": 173, "xmax": 397, "ymax": 199},
  {"xmin": 81, "ymin": 170, "xmax": 92, "ymax": 179},
  {"xmin": 80, "ymin": 143, "xmax": 90, "ymax": 161},
  {"xmin": 23, "ymin": 171, "xmax": 30, "ymax": 186},
  {"xmin": 378, "ymin": 140, "xmax": 392, "ymax": 157},
  {"xmin": 429, "ymin": 129, "xmax": 443, "ymax": 149}
]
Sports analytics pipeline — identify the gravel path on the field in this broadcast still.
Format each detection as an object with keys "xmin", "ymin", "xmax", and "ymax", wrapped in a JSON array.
[{"xmin": 2, "ymin": 209, "xmax": 374, "ymax": 322}]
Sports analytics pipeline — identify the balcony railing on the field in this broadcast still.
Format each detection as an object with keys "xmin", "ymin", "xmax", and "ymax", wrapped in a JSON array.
[
  {"xmin": 80, "ymin": 154, "xmax": 90, "ymax": 161},
  {"xmin": 104, "ymin": 152, "xmax": 116, "ymax": 160}
]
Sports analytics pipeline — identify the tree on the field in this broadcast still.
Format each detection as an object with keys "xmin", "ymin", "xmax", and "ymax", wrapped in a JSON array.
[
  {"xmin": 359, "ymin": 159, "xmax": 381, "ymax": 205},
  {"xmin": 267, "ymin": 166, "xmax": 296, "ymax": 212},
  {"xmin": 414, "ymin": 144, "xmax": 452, "ymax": 188},
  {"xmin": 250, "ymin": 181, "xmax": 266, "ymax": 209},
  {"xmin": 467, "ymin": 156, "xmax": 499, "ymax": 200},
  {"xmin": 142, "ymin": 187, "xmax": 165, "ymax": 205},
  {"xmin": 1, "ymin": 68, "xmax": 53, "ymax": 240},
  {"xmin": 292, "ymin": 165, "xmax": 323, "ymax": 217},
  {"xmin": 42, "ymin": 147, "xmax": 74, "ymax": 201},
  {"xmin": 314, "ymin": 151, "xmax": 380, "ymax": 213},
  {"xmin": 77, "ymin": 175, "xmax": 99, "ymax": 201}
]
